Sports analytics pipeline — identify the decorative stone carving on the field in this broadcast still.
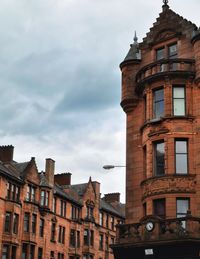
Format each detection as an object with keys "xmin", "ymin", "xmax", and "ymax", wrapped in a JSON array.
[{"xmin": 141, "ymin": 175, "xmax": 196, "ymax": 199}]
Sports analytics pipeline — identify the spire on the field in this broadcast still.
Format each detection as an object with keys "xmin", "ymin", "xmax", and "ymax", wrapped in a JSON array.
[
  {"xmin": 134, "ymin": 31, "xmax": 138, "ymax": 44},
  {"xmin": 123, "ymin": 30, "xmax": 141, "ymax": 62}
]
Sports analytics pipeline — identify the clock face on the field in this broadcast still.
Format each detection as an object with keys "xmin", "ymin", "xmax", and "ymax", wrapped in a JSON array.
[{"xmin": 146, "ymin": 221, "xmax": 154, "ymax": 232}]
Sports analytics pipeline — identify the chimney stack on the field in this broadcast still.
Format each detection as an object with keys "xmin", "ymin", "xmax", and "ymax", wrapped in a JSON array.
[
  {"xmin": 0, "ymin": 145, "xmax": 14, "ymax": 162},
  {"xmin": 45, "ymin": 158, "xmax": 55, "ymax": 187},
  {"xmin": 54, "ymin": 173, "xmax": 72, "ymax": 186},
  {"xmin": 103, "ymin": 193, "xmax": 120, "ymax": 203}
]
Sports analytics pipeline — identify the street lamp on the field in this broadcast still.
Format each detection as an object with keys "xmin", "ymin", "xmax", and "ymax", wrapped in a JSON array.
[{"xmin": 103, "ymin": 165, "xmax": 126, "ymax": 170}]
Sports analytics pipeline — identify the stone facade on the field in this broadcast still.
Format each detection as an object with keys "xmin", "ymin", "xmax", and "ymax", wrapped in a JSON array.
[
  {"xmin": 112, "ymin": 2, "xmax": 200, "ymax": 259},
  {"xmin": 0, "ymin": 146, "xmax": 125, "ymax": 259}
]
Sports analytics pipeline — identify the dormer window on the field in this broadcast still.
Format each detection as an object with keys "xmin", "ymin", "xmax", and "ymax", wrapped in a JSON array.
[{"xmin": 86, "ymin": 200, "xmax": 95, "ymax": 221}]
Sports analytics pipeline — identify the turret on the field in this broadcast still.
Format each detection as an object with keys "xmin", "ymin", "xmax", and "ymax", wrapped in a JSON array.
[
  {"xmin": 120, "ymin": 32, "xmax": 141, "ymax": 113},
  {"xmin": 192, "ymin": 28, "xmax": 200, "ymax": 82}
]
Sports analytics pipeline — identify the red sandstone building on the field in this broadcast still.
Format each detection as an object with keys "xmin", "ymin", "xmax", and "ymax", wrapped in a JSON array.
[
  {"xmin": 0, "ymin": 145, "xmax": 125, "ymax": 259},
  {"xmin": 112, "ymin": 1, "xmax": 200, "ymax": 259}
]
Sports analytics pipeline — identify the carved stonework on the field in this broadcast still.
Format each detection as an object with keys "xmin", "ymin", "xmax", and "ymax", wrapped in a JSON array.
[
  {"xmin": 155, "ymin": 30, "xmax": 177, "ymax": 43},
  {"xmin": 141, "ymin": 175, "xmax": 196, "ymax": 200}
]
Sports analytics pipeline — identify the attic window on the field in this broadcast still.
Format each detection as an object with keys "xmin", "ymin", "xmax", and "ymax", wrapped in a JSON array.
[
  {"xmin": 169, "ymin": 43, "xmax": 178, "ymax": 58},
  {"xmin": 156, "ymin": 47, "xmax": 165, "ymax": 60}
]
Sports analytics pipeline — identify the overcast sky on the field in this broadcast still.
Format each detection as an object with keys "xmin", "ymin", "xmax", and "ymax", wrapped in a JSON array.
[{"xmin": 0, "ymin": 0, "xmax": 199, "ymax": 202}]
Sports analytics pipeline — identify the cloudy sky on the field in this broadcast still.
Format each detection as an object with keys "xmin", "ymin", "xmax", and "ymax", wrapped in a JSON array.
[{"xmin": 0, "ymin": 0, "xmax": 199, "ymax": 202}]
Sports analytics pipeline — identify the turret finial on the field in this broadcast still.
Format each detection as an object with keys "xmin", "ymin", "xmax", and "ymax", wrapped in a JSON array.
[
  {"xmin": 163, "ymin": 0, "xmax": 169, "ymax": 5},
  {"xmin": 134, "ymin": 31, "xmax": 138, "ymax": 44}
]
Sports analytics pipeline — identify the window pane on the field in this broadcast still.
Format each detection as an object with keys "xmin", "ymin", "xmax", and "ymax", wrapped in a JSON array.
[
  {"xmin": 155, "ymin": 142, "xmax": 165, "ymax": 176},
  {"xmin": 154, "ymin": 89, "xmax": 164, "ymax": 101},
  {"xmin": 173, "ymin": 87, "xmax": 184, "ymax": 98},
  {"xmin": 176, "ymin": 141, "xmax": 187, "ymax": 153},
  {"xmin": 153, "ymin": 199, "xmax": 165, "ymax": 218},
  {"xmin": 169, "ymin": 44, "xmax": 178, "ymax": 58},
  {"xmin": 156, "ymin": 48, "xmax": 165, "ymax": 60},
  {"xmin": 177, "ymin": 199, "xmax": 189, "ymax": 215},
  {"xmin": 176, "ymin": 154, "xmax": 188, "ymax": 174},
  {"xmin": 174, "ymin": 99, "xmax": 185, "ymax": 115},
  {"xmin": 154, "ymin": 89, "xmax": 164, "ymax": 118}
]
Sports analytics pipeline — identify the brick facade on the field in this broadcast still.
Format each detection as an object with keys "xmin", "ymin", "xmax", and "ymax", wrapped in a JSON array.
[
  {"xmin": 113, "ymin": 2, "xmax": 200, "ymax": 259},
  {"xmin": 0, "ymin": 146, "xmax": 125, "ymax": 259}
]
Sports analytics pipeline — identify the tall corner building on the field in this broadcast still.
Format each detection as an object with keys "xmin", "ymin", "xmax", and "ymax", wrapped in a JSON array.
[{"xmin": 112, "ymin": 1, "xmax": 200, "ymax": 259}]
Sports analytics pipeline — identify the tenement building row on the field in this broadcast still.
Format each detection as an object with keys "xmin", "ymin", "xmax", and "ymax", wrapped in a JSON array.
[
  {"xmin": 112, "ymin": 1, "xmax": 200, "ymax": 259},
  {"xmin": 0, "ymin": 145, "xmax": 125, "ymax": 259}
]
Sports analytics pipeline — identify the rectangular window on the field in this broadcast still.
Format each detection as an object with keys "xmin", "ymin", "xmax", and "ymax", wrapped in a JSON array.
[
  {"xmin": 99, "ymin": 212, "xmax": 103, "ymax": 226},
  {"xmin": 177, "ymin": 198, "xmax": 189, "ymax": 218},
  {"xmin": 169, "ymin": 43, "xmax": 178, "ymax": 59},
  {"xmin": 156, "ymin": 47, "xmax": 165, "ymax": 60},
  {"xmin": 2, "ymin": 245, "xmax": 9, "ymax": 259},
  {"xmin": 154, "ymin": 141, "xmax": 165, "ymax": 176},
  {"xmin": 77, "ymin": 230, "xmax": 80, "ymax": 248},
  {"xmin": 105, "ymin": 236, "xmax": 109, "ymax": 251},
  {"xmin": 7, "ymin": 183, "xmax": 20, "ymax": 201},
  {"xmin": 153, "ymin": 199, "xmax": 166, "ymax": 218},
  {"xmin": 86, "ymin": 206, "xmax": 94, "ymax": 220},
  {"xmin": 4, "ymin": 212, "xmax": 12, "ymax": 232},
  {"xmin": 26, "ymin": 185, "xmax": 36, "ymax": 202},
  {"xmin": 177, "ymin": 198, "xmax": 189, "ymax": 228},
  {"xmin": 99, "ymin": 234, "xmax": 104, "ymax": 250},
  {"xmin": 30, "ymin": 245, "xmax": 35, "ymax": 259},
  {"xmin": 23, "ymin": 213, "xmax": 30, "ymax": 232},
  {"xmin": 58, "ymin": 253, "xmax": 64, "ymax": 259},
  {"xmin": 84, "ymin": 229, "xmax": 89, "ymax": 246},
  {"xmin": 106, "ymin": 214, "xmax": 109, "ymax": 228},
  {"xmin": 51, "ymin": 223, "xmax": 56, "ymax": 242},
  {"xmin": 40, "ymin": 190, "xmax": 45, "ymax": 206},
  {"xmin": 50, "ymin": 251, "xmax": 54, "ymax": 259},
  {"xmin": 175, "ymin": 140, "xmax": 188, "ymax": 174},
  {"xmin": 13, "ymin": 213, "xmax": 19, "ymax": 234},
  {"xmin": 173, "ymin": 86, "xmax": 185, "ymax": 116},
  {"xmin": 53, "ymin": 197, "xmax": 56, "ymax": 213},
  {"xmin": 71, "ymin": 205, "xmax": 80, "ymax": 220},
  {"xmin": 90, "ymin": 230, "xmax": 94, "ymax": 247},
  {"xmin": 111, "ymin": 216, "xmax": 115, "ymax": 230},
  {"xmin": 11, "ymin": 246, "xmax": 17, "ymax": 259},
  {"xmin": 153, "ymin": 88, "xmax": 164, "ymax": 119},
  {"xmin": 58, "ymin": 226, "xmax": 65, "ymax": 244},
  {"xmin": 22, "ymin": 244, "xmax": 28, "ymax": 259},
  {"xmin": 70, "ymin": 229, "xmax": 76, "ymax": 247},
  {"xmin": 32, "ymin": 214, "xmax": 37, "ymax": 234},
  {"xmin": 60, "ymin": 200, "xmax": 66, "ymax": 217},
  {"xmin": 38, "ymin": 247, "xmax": 43, "ymax": 259},
  {"xmin": 39, "ymin": 218, "xmax": 44, "ymax": 237}
]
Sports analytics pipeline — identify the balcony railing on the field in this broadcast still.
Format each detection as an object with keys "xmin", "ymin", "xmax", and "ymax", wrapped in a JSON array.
[
  {"xmin": 116, "ymin": 214, "xmax": 200, "ymax": 245},
  {"xmin": 135, "ymin": 58, "xmax": 195, "ymax": 89}
]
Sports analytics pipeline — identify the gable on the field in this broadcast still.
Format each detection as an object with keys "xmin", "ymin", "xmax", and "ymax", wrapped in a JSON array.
[
  {"xmin": 23, "ymin": 161, "xmax": 40, "ymax": 185},
  {"xmin": 142, "ymin": 7, "xmax": 197, "ymax": 47}
]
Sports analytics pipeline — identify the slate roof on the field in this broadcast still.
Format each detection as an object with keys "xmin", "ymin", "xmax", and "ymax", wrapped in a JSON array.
[
  {"xmin": 39, "ymin": 172, "xmax": 51, "ymax": 188},
  {"xmin": 124, "ymin": 32, "xmax": 141, "ymax": 62},
  {"xmin": 54, "ymin": 184, "xmax": 82, "ymax": 206},
  {"xmin": 100, "ymin": 199, "xmax": 125, "ymax": 218},
  {"xmin": 69, "ymin": 183, "xmax": 88, "ymax": 196}
]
